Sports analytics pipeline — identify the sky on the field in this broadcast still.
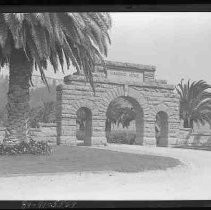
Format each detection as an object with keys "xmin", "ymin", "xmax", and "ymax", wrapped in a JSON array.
[
  {"xmin": 107, "ymin": 12, "xmax": 211, "ymax": 85},
  {"xmin": 2, "ymin": 12, "xmax": 211, "ymax": 85}
]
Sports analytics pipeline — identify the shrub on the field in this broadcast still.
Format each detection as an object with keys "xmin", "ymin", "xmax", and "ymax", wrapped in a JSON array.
[
  {"xmin": 0, "ymin": 139, "xmax": 52, "ymax": 155},
  {"xmin": 0, "ymin": 102, "xmax": 57, "ymax": 129},
  {"xmin": 107, "ymin": 131, "xmax": 136, "ymax": 145},
  {"xmin": 76, "ymin": 130, "xmax": 85, "ymax": 140},
  {"xmin": 29, "ymin": 101, "xmax": 56, "ymax": 128}
]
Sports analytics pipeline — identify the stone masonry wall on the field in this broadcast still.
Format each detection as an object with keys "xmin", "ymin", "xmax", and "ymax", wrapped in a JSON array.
[
  {"xmin": 56, "ymin": 76, "xmax": 180, "ymax": 146},
  {"xmin": 31, "ymin": 123, "xmax": 57, "ymax": 145},
  {"xmin": 144, "ymin": 71, "xmax": 154, "ymax": 82},
  {"xmin": 0, "ymin": 124, "xmax": 57, "ymax": 145},
  {"xmin": 178, "ymin": 128, "xmax": 211, "ymax": 146}
]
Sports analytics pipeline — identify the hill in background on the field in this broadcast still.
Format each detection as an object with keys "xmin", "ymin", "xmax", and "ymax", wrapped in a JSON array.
[{"xmin": 0, "ymin": 74, "xmax": 63, "ymax": 110}]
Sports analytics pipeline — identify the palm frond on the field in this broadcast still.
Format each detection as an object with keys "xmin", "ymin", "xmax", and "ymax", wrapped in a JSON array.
[
  {"xmin": 176, "ymin": 79, "xmax": 211, "ymax": 128},
  {"xmin": 0, "ymin": 12, "xmax": 112, "ymax": 90}
]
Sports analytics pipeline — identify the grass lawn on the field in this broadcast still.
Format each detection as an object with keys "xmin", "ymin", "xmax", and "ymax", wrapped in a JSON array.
[{"xmin": 0, "ymin": 146, "xmax": 181, "ymax": 176}]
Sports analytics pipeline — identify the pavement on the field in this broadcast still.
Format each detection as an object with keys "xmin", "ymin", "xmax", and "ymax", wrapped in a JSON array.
[{"xmin": 0, "ymin": 144, "xmax": 211, "ymax": 200}]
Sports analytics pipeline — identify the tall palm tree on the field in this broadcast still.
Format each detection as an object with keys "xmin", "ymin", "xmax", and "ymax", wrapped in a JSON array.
[
  {"xmin": 176, "ymin": 79, "xmax": 211, "ymax": 128},
  {"xmin": 105, "ymin": 98, "xmax": 135, "ymax": 131},
  {"xmin": 0, "ymin": 13, "xmax": 112, "ymax": 145}
]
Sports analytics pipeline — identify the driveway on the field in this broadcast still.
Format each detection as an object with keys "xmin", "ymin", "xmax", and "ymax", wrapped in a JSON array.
[{"xmin": 0, "ymin": 144, "xmax": 211, "ymax": 200}]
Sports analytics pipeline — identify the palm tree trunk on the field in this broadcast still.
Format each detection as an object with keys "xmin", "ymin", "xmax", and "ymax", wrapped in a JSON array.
[
  {"xmin": 4, "ymin": 49, "xmax": 32, "ymax": 145},
  {"xmin": 183, "ymin": 117, "xmax": 194, "ymax": 129}
]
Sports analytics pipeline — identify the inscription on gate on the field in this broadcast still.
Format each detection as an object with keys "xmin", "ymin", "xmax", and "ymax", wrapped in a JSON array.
[{"xmin": 107, "ymin": 69, "xmax": 144, "ymax": 83}]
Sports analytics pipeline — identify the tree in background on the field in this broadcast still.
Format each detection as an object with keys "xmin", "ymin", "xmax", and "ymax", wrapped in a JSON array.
[
  {"xmin": 117, "ymin": 107, "xmax": 136, "ymax": 128},
  {"xmin": 76, "ymin": 108, "xmax": 88, "ymax": 131},
  {"xmin": 176, "ymin": 79, "xmax": 211, "ymax": 128},
  {"xmin": 0, "ymin": 13, "xmax": 111, "ymax": 145},
  {"xmin": 0, "ymin": 76, "xmax": 58, "ymax": 127},
  {"xmin": 105, "ymin": 97, "xmax": 136, "ymax": 134},
  {"xmin": 29, "ymin": 79, "xmax": 57, "ymax": 108},
  {"xmin": 29, "ymin": 101, "xmax": 56, "ymax": 128}
]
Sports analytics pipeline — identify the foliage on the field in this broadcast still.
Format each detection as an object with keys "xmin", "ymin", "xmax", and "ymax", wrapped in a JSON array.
[
  {"xmin": 29, "ymin": 78, "xmax": 57, "ymax": 108},
  {"xmin": 107, "ymin": 131, "xmax": 136, "ymax": 145},
  {"xmin": 0, "ymin": 13, "xmax": 112, "ymax": 90},
  {"xmin": 29, "ymin": 101, "xmax": 56, "ymax": 128},
  {"xmin": 117, "ymin": 107, "xmax": 136, "ymax": 128},
  {"xmin": 41, "ymin": 101, "xmax": 56, "ymax": 123},
  {"xmin": 76, "ymin": 108, "xmax": 88, "ymax": 130},
  {"xmin": 176, "ymin": 79, "xmax": 211, "ymax": 128},
  {"xmin": 106, "ymin": 97, "xmax": 136, "ymax": 128},
  {"xmin": 0, "ymin": 76, "xmax": 57, "ymax": 127},
  {"xmin": 76, "ymin": 130, "xmax": 85, "ymax": 140},
  {"xmin": 0, "ymin": 139, "xmax": 52, "ymax": 155},
  {"xmin": 0, "ymin": 100, "xmax": 57, "ymax": 128}
]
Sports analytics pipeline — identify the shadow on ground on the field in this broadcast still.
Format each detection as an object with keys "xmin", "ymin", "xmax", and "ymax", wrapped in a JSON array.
[{"xmin": 0, "ymin": 145, "xmax": 181, "ymax": 176}]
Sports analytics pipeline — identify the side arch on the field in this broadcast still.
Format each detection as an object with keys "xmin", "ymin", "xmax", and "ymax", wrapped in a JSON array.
[
  {"xmin": 76, "ymin": 107, "xmax": 92, "ymax": 146},
  {"xmin": 155, "ymin": 111, "xmax": 169, "ymax": 147},
  {"xmin": 70, "ymin": 100, "xmax": 98, "ymax": 117},
  {"xmin": 151, "ymin": 103, "xmax": 172, "ymax": 119},
  {"xmin": 57, "ymin": 99, "xmax": 98, "ymax": 145}
]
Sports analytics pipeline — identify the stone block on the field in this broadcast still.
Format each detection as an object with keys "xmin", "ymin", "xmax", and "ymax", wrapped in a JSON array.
[
  {"xmin": 168, "ymin": 137, "xmax": 178, "ymax": 146},
  {"xmin": 92, "ymin": 136, "xmax": 107, "ymax": 145},
  {"xmin": 143, "ymin": 138, "xmax": 156, "ymax": 146},
  {"xmin": 92, "ymin": 131, "xmax": 106, "ymax": 137},
  {"xmin": 92, "ymin": 121, "xmax": 106, "ymax": 127},
  {"xmin": 59, "ymin": 136, "xmax": 77, "ymax": 145}
]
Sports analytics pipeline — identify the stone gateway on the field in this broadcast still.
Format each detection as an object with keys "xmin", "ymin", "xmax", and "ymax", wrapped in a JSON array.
[{"xmin": 56, "ymin": 60, "xmax": 180, "ymax": 147}]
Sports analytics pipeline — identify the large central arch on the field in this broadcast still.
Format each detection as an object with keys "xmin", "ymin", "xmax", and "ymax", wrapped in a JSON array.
[
  {"xmin": 105, "ymin": 96, "xmax": 144, "ymax": 145},
  {"xmin": 100, "ymin": 85, "xmax": 147, "ymax": 145}
]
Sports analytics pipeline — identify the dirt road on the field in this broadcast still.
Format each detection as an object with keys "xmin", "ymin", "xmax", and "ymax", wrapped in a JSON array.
[{"xmin": 0, "ymin": 144, "xmax": 210, "ymax": 200}]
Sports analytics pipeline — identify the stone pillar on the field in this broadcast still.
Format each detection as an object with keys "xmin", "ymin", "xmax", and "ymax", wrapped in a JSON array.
[
  {"xmin": 57, "ymin": 115, "xmax": 77, "ymax": 145},
  {"xmin": 134, "ymin": 112, "xmax": 144, "ymax": 145},
  {"xmin": 143, "ymin": 120, "xmax": 156, "ymax": 146},
  {"xmin": 168, "ymin": 121, "xmax": 181, "ymax": 146},
  {"xmin": 92, "ymin": 118, "xmax": 107, "ymax": 145},
  {"xmin": 56, "ymin": 85, "xmax": 78, "ymax": 146},
  {"xmin": 60, "ymin": 121, "xmax": 77, "ymax": 145}
]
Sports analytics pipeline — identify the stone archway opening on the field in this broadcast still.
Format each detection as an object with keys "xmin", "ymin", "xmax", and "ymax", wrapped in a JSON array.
[
  {"xmin": 155, "ymin": 111, "xmax": 168, "ymax": 147},
  {"xmin": 105, "ymin": 96, "xmax": 144, "ymax": 145},
  {"xmin": 76, "ymin": 107, "xmax": 92, "ymax": 146}
]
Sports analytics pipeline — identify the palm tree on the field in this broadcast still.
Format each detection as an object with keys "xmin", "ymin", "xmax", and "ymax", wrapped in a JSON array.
[
  {"xmin": 176, "ymin": 79, "xmax": 211, "ymax": 128},
  {"xmin": 117, "ymin": 107, "xmax": 136, "ymax": 128},
  {"xmin": 0, "ymin": 13, "xmax": 111, "ymax": 145},
  {"xmin": 106, "ymin": 98, "xmax": 136, "ymax": 131}
]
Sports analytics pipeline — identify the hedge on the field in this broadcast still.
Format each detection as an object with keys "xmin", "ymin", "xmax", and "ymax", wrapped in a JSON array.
[{"xmin": 107, "ymin": 131, "xmax": 136, "ymax": 145}]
